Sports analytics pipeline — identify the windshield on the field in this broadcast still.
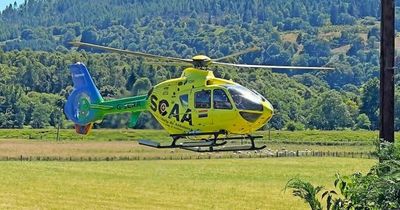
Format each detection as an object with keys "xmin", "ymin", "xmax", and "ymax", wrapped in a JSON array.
[{"xmin": 225, "ymin": 84, "xmax": 263, "ymax": 111}]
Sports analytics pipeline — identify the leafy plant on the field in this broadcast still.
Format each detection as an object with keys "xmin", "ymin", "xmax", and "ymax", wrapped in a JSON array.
[
  {"xmin": 285, "ymin": 178, "xmax": 323, "ymax": 210},
  {"xmin": 286, "ymin": 142, "xmax": 400, "ymax": 210}
]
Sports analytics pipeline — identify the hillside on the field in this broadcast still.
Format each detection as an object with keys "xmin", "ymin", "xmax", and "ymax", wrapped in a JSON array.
[{"xmin": 0, "ymin": 0, "xmax": 396, "ymax": 130}]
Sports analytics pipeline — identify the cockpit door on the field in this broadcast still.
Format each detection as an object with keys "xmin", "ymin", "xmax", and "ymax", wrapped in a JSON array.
[{"xmin": 209, "ymin": 89, "xmax": 237, "ymax": 129}]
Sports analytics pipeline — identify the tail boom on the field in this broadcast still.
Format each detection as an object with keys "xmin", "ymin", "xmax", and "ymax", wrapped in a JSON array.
[{"xmin": 64, "ymin": 63, "xmax": 148, "ymax": 134}]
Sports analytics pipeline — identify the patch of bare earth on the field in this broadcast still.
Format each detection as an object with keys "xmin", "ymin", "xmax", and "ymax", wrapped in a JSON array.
[
  {"xmin": 332, "ymin": 45, "xmax": 351, "ymax": 54},
  {"xmin": 281, "ymin": 33, "xmax": 298, "ymax": 43}
]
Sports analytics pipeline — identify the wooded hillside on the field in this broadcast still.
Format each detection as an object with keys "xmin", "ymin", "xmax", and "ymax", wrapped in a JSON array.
[{"xmin": 0, "ymin": 0, "xmax": 398, "ymax": 130}]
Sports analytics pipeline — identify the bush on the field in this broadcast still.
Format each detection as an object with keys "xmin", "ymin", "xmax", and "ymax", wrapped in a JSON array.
[
  {"xmin": 286, "ymin": 121, "xmax": 305, "ymax": 131},
  {"xmin": 286, "ymin": 142, "xmax": 400, "ymax": 209}
]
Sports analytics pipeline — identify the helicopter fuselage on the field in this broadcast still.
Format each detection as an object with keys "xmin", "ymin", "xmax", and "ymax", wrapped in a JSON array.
[
  {"xmin": 64, "ymin": 41, "xmax": 328, "ymax": 150},
  {"xmin": 148, "ymin": 67, "xmax": 274, "ymax": 135}
]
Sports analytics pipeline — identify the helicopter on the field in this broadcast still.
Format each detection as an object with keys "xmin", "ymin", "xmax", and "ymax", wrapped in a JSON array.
[{"xmin": 64, "ymin": 41, "xmax": 333, "ymax": 152}]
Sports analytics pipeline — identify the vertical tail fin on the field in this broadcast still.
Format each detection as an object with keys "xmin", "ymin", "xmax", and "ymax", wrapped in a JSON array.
[{"xmin": 64, "ymin": 63, "xmax": 103, "ymax": 133}]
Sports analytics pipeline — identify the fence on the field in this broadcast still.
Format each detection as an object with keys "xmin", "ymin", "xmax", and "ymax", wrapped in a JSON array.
[{"xmin": 0, "ymin": 150, "xmax": 374, "ymax": 161}]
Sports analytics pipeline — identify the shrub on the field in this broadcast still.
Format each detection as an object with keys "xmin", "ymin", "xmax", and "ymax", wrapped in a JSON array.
[{"xmin": 286, "ymin": 142, "xmax": 400, "ymax": 209}]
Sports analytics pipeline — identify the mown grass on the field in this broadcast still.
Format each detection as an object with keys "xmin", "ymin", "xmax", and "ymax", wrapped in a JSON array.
[
  {"xmin": 0, "ymin": 157, "xmax": 375, "ymax": 210},
  {"xmin": 0, "ymin": 129, "xmax": 381, "ymax": 209}
]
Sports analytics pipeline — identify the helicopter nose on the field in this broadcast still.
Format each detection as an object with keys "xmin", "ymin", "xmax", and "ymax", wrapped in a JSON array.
[
  {"xmin": 262, "ymin": 99, "xmax": 274, "ymax": 121},
  {"xmin": 247, "ymin": 99, "xmax": 274, "ymax": 132}
]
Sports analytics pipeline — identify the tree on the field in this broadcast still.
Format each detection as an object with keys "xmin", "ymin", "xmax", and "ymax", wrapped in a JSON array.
[
  {"xmin": 337, "ymin": 13, "xmax": 356, "ymax": 25},
  {"xmin": 308, "ymin": 91, "xmax": 353, "ymax": 130},
  {"xmin": 309, "ymin": 12, "xmax": 329, "ymax": 27},
  {"xmin": 286, "ymin": 121, "xmax": 305, "ymax": 131},
  {"xmin": 14, "ymin": 110, "xmax": 25, "ymax": 128},
  {"xmin": 302, "ymin": 38, "xmax": 331, "ymax": 67},
  {"xmin": 21, "ymin": 29, "xmax": 35, "ymax": 40},
  {"xmin": 368, "ymin": 26, "xmax": 380, "ymax": 39},
  {"xmin": 356, "ymin": 114, "xmax": 371, "ymax": 130},
  {"xmin": 80, "ymin": 27, "xmax": 98, "ymax": 44},
  {"xmin": 263, "ymin": 43, "xmax": 290, "ymax": 66},
  {"xmin": 303, "ymin": 39, "xmax": 331, "ymax": 58},
  {"xmin": 132, "ymin": 78, "xmax": 152, "ymax": 95},
  {"xmin": 330, "ymin": 5, "xmax": 339, "ymax": 25},
  {"xmin": 62, "ymin": 30, "xmax": 76, "ymax": 48},
  {"xmin": 30, "ymin": 104, "xmax": 51, "ymax": 128},
  {"xmin": 360, "ymin": 78, "xmax": 379, "ymax": 129},
  {"xmin": 347, "ymin": 37, "xmax": 364, "ymax": 56}
]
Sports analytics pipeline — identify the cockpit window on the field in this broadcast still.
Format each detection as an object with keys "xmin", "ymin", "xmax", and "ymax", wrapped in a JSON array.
[
  {"xmin": 251, "ymin": 89, "xmax": 267, "ymax": 102},
  {"xmin": 226, "ymin": 85, "xmax": 263, "ymax": 111},
  {"xmin": 195, "ymin": 90, "xmax": 211, "ymax": 108},
  {"xmin": 213, "ymin": 89, "xmax": 232, "ymax": 109}
]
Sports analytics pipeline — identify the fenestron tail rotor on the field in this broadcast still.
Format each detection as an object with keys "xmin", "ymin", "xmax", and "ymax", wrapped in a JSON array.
[{"xmin": 70, "ymin": 41, "xmax": 334, "ymax": 70}]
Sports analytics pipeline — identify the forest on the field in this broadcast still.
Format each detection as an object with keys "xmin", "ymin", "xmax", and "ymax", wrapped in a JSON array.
[{"xmin": 0, "ymin": 0, "xmax": 399, "ymax": 131}]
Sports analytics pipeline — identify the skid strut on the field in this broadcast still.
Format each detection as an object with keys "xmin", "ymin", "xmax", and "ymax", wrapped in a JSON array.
[{"xmin": 138, "ymin": 131, "xmax": 266, "ymax": 152}]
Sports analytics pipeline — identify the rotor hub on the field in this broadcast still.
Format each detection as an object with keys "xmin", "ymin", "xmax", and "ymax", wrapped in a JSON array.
[{"xmin": 192, "ymin": 55, "xmax": 212, "ymax": 68}]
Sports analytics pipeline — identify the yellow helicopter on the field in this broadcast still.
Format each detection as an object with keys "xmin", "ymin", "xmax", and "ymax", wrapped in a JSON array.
[{"xmin": 64, "ymin": 41, "xmax": 332, "ymax": 152}]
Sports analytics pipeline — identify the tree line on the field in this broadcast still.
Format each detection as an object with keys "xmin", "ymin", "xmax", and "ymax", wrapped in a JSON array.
[
  {"xmin": 0, "ymin": 49, "xmax": 391, "ymax": 131},
  {"xmin": 0, "ymin": 0, "xmax": 396, "ymax": 130}
]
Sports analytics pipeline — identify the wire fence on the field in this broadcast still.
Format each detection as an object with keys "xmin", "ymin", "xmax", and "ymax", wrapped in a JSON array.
[{"xmin": 0, "ymin": 150, "xmax": 374, "ymax": 161}]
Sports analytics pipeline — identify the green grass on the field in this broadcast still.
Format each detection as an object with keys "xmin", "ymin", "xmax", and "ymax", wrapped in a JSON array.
[
  {"xmin": 0, "ymin": 129, "xmax": 170, "ymax": 142},
  {"xmin": 0, "ymin": 157, "xmax": 375, "ymax": 209},
  {"xmin": 0, "ymin": 129, "xmax": 382, "ymax": 209},
  {"xmin": 263, "ymin": 130, "xmax": 379, "ymax": 143}
]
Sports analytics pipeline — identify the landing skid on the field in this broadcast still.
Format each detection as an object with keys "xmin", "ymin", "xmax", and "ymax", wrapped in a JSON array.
[
  {"xmin": 182, "ymin": 145, "xmax": 266, "ymax": 153},
  {"xmin": 138, "ymin": 131, "xmax": 266, "ymax": 152}
]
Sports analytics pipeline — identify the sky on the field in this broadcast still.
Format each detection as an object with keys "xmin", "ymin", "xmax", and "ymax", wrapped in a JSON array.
[{"xmin": 0, "ymin": 0, "xmax": 24, "ymax": 12}]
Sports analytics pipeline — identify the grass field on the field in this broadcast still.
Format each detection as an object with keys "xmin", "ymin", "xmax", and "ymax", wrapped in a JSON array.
[
  {"xmin": 0, "ymin": 157, "xmax": 375, "ymax": 210},
  {"xmin": 0, "ymin": 129, "xmax": 385, "ymax": 209}
]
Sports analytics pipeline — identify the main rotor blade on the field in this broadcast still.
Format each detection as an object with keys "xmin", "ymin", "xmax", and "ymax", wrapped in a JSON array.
[
  {"xmin": 212, "ymin": 46, "xmax": 260, "ymax": 62},
  {"xmin": 70, "ymin": 41, "xmax": 192, "ymax": 63},
  {"xmin": 143, "ymin": 61, "xmax": 192, "ymax": 67},
  {"xmin": 212, "ymin": 61, "xmax": 334, "ymax": 70}
]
